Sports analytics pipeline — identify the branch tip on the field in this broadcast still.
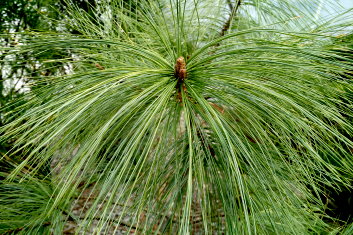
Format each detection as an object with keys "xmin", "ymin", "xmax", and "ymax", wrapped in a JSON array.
[{"xmin": 175, "ymin": 56, "xmax": 187, "ymax": 81}]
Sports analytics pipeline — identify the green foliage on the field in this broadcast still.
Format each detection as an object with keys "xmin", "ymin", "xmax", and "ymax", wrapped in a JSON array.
[
  {"xmin": 0, "ymin": 170, "xmax": 65, "ymax": 234},
  {"xmin": 0, "ymin": 0, "xmax": 67, "ymax": 122},
  {"xmin": 1, "ymin": 0, "xmax": 353, "ymax": 234}
]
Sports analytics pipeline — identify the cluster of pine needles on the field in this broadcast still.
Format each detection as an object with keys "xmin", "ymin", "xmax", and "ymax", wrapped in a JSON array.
[{"xmin": 1, "ymin": 0, "xmax": 353, "ymax": 234}]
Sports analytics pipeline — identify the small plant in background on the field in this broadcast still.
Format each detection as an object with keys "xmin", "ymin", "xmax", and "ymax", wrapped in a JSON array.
[{"xmin": 1, "ymin": 0, "xmax": 353, "ymax": 234}]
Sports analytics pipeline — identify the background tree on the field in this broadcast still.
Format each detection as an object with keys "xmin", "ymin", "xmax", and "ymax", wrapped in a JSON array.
[{"xmin": 1, "ymin": 0, "xmax": 353, "ymax": 234}]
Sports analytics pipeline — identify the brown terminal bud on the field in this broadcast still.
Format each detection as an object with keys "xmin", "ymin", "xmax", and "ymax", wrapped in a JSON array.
[{"xmin": 175, "ymin": 56, "xmax": 187, "ymax": 81}]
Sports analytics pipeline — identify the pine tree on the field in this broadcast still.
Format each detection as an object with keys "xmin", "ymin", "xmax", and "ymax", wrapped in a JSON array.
[{"xmin": 1, "ymin": 0, "xmax": 353, "ymax": 234}]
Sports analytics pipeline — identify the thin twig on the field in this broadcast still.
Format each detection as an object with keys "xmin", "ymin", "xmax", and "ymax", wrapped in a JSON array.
[{"xmin": 220, "ymin": 0, "xmax": 242, "ymax": 37}]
